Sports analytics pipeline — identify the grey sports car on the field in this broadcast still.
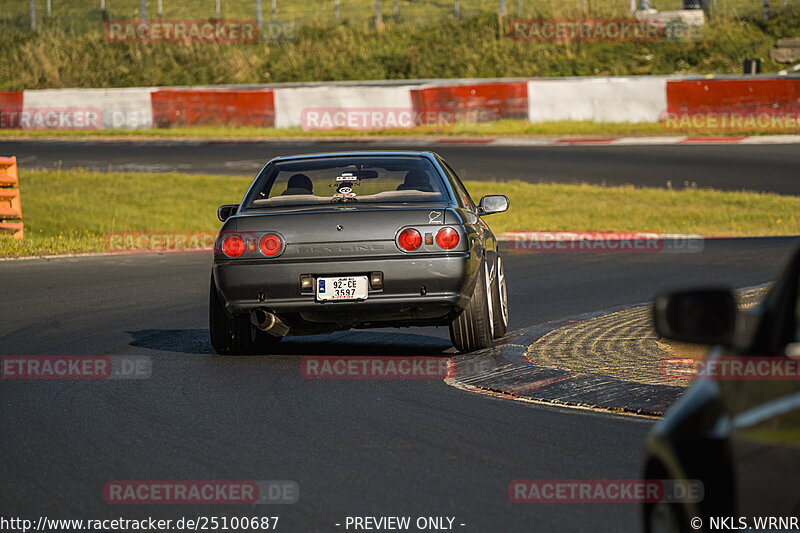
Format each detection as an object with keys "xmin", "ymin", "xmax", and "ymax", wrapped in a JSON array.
[{"xmin": 209, "ymin": 151, "xmax": 509, "ymax": 355}]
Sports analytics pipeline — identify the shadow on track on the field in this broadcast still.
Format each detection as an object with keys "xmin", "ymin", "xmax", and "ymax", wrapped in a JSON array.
[{"xmin": 127, "ymin": 328, "xmax": 454, "ymax": 356}]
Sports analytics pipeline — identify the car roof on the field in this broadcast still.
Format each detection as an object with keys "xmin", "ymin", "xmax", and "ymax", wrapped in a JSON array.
[{"xmin": 266, "ymin": 151, "xmax": 442, "ymax": 163}]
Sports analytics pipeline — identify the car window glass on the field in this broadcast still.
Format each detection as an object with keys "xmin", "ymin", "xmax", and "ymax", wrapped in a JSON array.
[
  {"xmin": 441, "ymin": 161, "xmax": 476, "ymax": 211},
  {"xmin": 266, "ymin": 168, "xmax": 412, "ymax": 198},
  {"xmin": 244, "ymin": 156, "xmax": 448, "ymax": 209}
]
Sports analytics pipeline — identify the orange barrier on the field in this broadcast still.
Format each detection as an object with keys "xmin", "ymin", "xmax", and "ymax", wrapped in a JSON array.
[
  {"xmin": 151, "ymin": 89, "xmax": 275, "ymax": 127},
  {"xmin": 0, "ymin": 91, "xmax": 24, "ymax": 130},
  {"xmin": 410, "ymin": 82, "xmax": 528, "ymax": 123},
  {"xmin": 666, "ymin": 78, "xmax": 800, "ymax": 115},
  {"xmin": 665, "ymin": 78, "xmax": 800, "ymax": 132},
  {"xmin": 0, "ymin": 156, "xmax": 22, "ymax": 239}
]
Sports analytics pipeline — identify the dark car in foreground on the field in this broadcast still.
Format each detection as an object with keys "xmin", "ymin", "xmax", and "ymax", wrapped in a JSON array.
[
  {"xmin": 209, "ymin": 151, "xmax": 509, "ymax": 355},
  {"xmin": 643, "ymin": 244, "xmax": 800, "ymax": 533}
]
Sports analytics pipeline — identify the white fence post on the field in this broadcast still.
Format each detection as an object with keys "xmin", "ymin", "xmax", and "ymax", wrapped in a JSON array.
[
  {"xmin": 255, "ymin": 0, "xmax": 262, "ymax": 34},
  {"xmin": 46, "ymin": 0, "xmax": 51, "ymax": 16},
  {"xmin": 158, "ymin": 0, "xmax": 162, "ymax": 15},
  {"xmin": 763, "ymin": 0, "xmax": 769, "ymax": 20},
  {"xmin": 272, "ymin": 0, "xmax": 276, "ymax": 20},
  {"xmin": 499, "ymin": 0, "xmax": 506, "ymax": 16},
  {"xmin": 216, "ymin": 0, "xmax": 221, "ymax": 16},
  {"xmin": 30, "ymin": 0, "xmax": 37, "ymax": 31},
  {"xmin": 335, "ymin": 0, "xmax": 340, "ymax": 22},
  {"xmin": 140, "ymin": 0, "xmax": 146, "ymax": 20}
]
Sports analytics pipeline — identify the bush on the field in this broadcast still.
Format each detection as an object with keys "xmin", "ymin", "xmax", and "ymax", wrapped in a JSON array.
[{"xmin": 2, "ymin": 10, "xmax": 799, "ymax": 90}]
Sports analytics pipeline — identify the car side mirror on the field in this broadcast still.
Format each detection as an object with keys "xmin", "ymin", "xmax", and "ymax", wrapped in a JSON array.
[
  {"xmin": 477, "ymin": 195, "xmax": 509, "ymax": 215},
  {"xmin": 653, "ymin": 289, "xmax": 737, "ymax": 346},
  {"xmin": 217, "ymin": 204, "xmax": 239, "ymax": 222}
]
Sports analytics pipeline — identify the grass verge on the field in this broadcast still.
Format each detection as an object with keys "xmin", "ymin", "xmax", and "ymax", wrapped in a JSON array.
[
  {"xmin": 0, "ymin": 121, "xmax": 668, "ymax": 139},
  {"xmin": 1, "ymin": 168, "xmax": 798, "ymax": 257},
  {"xmin": 1, "ymin": 120, "xmax": 797, "ymax": 140}
]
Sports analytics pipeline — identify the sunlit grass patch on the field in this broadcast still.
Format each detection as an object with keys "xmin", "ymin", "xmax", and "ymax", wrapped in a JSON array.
[{"xmin": 1, "ymin": 169, "xmax": 798, "ymax": 257}]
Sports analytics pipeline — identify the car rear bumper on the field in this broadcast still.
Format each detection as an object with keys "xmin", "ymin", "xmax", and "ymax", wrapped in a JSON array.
[{"xmin": 213, "ymin": 252, "xmax": 475, "ymax": 330}]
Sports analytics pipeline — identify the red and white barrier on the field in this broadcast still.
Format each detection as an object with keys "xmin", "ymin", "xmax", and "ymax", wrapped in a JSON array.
[
  {"xmin": 664, "ymin": 78, "xmax": 800, "ymax": 131},
  {"xmin": 411, "ymin": 81, "xmax": 528, "ymax": 123},
  {"xmin": 0, "ymin": 92, "xmax": 23, "ymax": 110},
  {"xmin": 666, "ymin": 78, "xmax": 800, "ymax": 115},
  {"xmin": 20, "ymin": 88, "xmax": 155, "ymax": 129},
  {"xmin": 151, "ymin": 88, "xmax": 275, "ymax": 127},
  {"xmin": 274, "ymin": 85, "xmax": 416, "ymax": 129},
  {"xmin": 1, "ymin": 76, "xmax": 798, "ymax": 131},
  {"xmin": 528, "ymin": 76, "xmax": 672, "ymax": 123}
]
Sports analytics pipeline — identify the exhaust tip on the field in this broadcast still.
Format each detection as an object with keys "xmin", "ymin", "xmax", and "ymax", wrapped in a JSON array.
[{"xmin": 250, "ymin": 309, "xmax": 289, "ymax": 337}]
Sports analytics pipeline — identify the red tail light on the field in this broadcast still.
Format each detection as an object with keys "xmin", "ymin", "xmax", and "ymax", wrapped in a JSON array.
[
  {"xmin": 436, "ymin": 227, "xmax": 459, "ymax": 250},
  {"xmin": 222, "ymin": 235, "xmax": 245, "ymax": 258},
  {"xmin": 259, "ymin": 233, "xmax": 283, "ymax": 257},
  {"xmin": 398, "ymin": 228, "xmax": 422, "ymax": 251}
]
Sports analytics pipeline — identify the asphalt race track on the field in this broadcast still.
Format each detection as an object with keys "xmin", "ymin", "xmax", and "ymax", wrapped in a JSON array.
[
  {"xmin": 1, "ymin": 139, "xmax": 798, "ymax": 194},
  {"xmin": 1, "ymin": 237, "xmax": 798, "ymax": 532},
  {"xmin": 1, "ymin": 139, "xmax": 798, "ymax": 531}
]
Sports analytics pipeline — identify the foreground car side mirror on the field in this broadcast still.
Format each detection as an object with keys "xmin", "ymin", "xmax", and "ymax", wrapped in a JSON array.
[
  {"xmin": 478, "ymin": 195, "xmax": 509, "ymax": 215},
  {"xmin": 653, "ymin": 289, "xmax": 737, "ymax": 346},
  {"xmin": 218, "ymin": 204, "xmax": 239, "ymax": 222}
]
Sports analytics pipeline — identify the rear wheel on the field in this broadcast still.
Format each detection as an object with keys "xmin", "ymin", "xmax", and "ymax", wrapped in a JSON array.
[
  {"xmin": 449, "ymin": 260, "xmax": 494, "ymax": 352},
  {"xmin": 644, "ymin": 460, "xmax": 697, "ymax": 533},
  {"xmin": 491, "ymin": 256, "xmax": 508, "ymax": 338},
  {"xmin": 209, "ymin": 275, "xmax": 281, "ymax": 355},
  {"xmin": 647, "ymin": 501, "xmax": 684, "ymax": 533}
]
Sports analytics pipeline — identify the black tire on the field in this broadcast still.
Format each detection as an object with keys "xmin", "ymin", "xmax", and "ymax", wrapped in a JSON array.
[
  {"xmin": 644, "ymin": 460, "xmax": 697, "ymax": 533},
  {"xmin": 449, "ymin": 260, "xmax": 494, "ymax": 352},
  {"xmin": 209, "ymin": 274, "xmax": 281, "ymax": 355},
  {"xmin": 647, "ymin": 501, "xmax": 687, "ymax": 533},
  {"xmin": 490, "ymin": 255, "xmax": 509, "ymax": 338}
]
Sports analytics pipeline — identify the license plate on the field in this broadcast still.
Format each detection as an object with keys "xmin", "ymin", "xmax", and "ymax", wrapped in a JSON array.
[{"xmin": 316, "ymin": 276, "xmax": 369, "ymax": 301}]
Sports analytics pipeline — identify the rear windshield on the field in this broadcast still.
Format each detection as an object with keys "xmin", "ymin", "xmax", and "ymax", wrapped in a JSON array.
[{"xmin": 243, "ymin": 156, "xmax": 448, "ymax": 209}]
